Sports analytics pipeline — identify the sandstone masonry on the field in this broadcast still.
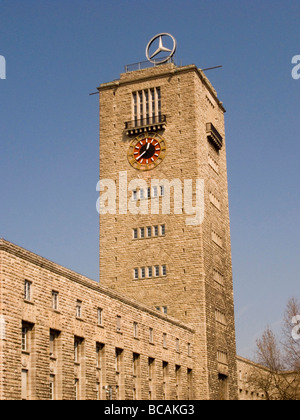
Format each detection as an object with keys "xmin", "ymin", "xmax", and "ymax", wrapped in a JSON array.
[
  {"xmin": 0, "ymin": 239, "xmax": 195, "ymax": 400},
  {"xmin": 98, "ymin": 63, "xmax": 237, "ymax": 399}
]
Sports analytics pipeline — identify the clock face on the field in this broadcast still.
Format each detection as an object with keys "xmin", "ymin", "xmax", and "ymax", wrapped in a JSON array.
[{"xmin": 128, "ymin": 133, "xmax": 166, "ymax": 171}]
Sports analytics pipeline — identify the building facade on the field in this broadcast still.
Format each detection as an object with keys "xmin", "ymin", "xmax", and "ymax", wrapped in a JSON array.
[
  {"xmin": 98, "ymin": 63, "xmax": 237, "ymax": 399},
  {"xmin": 1, "ymin": 236, "xmax": 297, "ymax": 400},
  {"xmin": 237, "ymin": 356, "xmax": 300, "ymax": 400},
  {"xmin": 237, "ymin": 356, "xmax": 268, "ymax": 400},
  {"xmin": 0, "ymin": 239, "xmax": 194, "ymax": 400}
]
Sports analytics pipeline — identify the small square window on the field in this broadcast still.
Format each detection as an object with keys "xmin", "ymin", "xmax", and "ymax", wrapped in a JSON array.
[
  {"xmin": 22, "ymin": 369, "xmax": 28, "ymax": 400},
  {"xmin": 76, "ymin": 300, "xmax": 82, "ymax": 318},
  {"xmin": 49, "ymin": 374, "xmax": 55, "ymax": 400},
  {"xmin": 74, "ymin": 378, "xmax": 79, "ymax": 399},
  {"xmin": 149, "ymin": 327, "xmax": 154, "ymax": 343},
  {"xmin": 115, "ymin": 348, "xmax": 123, "ymax": 372},
  {"xmin": 50, "ymin": 330, "xmax": 59, "ymax": 358},
  {"xmin": 116, "ymin": 316, "xmax": 121, "ymax": 332},
  {"xmin": 96, "ymin": 342, "xmax": 104, "ymax": 368},
  {"xmin": 133, "ymin": 353, "xmax": 139, "ymax": 386},
  {"xmin": 22, "ymin": 326, "xmax": 29, "ymax": 352},
  {"xmin": 133, "ymin": 322, "xmax": 138, "ymax": 338},
  {"xmin": 176, "ymin": 338, "xmax": 180, "ymax": 353},
  {"xmin": 97, "ymin": 308, "xmax": 103, "ymax": 325},
  {"xmin": 163, "ymin": 333, "xmax": 167, "ymax": 348},
  {"xmin": 52, "ymin": 291, "xmax": 59, "ymax": 310},
  {"xmin": 24, "ymin": 280, "xmax": 32, "ymax": 301},
  {"xmin": 74, "ymin": 336, "xmax": 83, "ymax": 363},
  {"xmin": 21, "ymin": 323, "xmax": 33, "ymax": 354}
]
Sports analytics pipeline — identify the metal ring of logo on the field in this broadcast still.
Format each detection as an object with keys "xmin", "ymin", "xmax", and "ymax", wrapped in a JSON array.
[{"xmin": 146, "ymin": 33, "xmax": 177, "ymax": 64}]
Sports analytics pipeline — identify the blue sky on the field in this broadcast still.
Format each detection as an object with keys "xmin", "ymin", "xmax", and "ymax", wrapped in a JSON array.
[{"xmin": 0, "ymin": 0, "xmax": 299, "ymax": 359}]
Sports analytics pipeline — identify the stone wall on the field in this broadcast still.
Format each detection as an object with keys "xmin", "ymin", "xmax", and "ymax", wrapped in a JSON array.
[
  {"xmin": 0, "ymin": 239, "xmax": 194, "ymax": 400},
  {"xmin": 98, "ymin": 63, "xmax": 237, "ymax": 399}
]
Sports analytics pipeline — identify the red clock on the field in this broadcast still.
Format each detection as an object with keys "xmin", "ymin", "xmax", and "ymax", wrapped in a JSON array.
[{"xmin": 128, "ymin": 133, "xmax": 166, "ymax": 171}]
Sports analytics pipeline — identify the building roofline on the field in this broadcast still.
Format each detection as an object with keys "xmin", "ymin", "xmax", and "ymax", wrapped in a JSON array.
[
  {"xmin": 97, "ymin": 63, "xmax": 226, "ymax": 113},
  {"xmin": 236, "ymin": 355, "xmax": 273, "ymax": 373},
  {"xmin": 0, "ymin": 238, "xmax": 195, "ymax": 333},
  {"xmin": 237, "ymin": 355, "xmax": 300, "ymax": 376}
]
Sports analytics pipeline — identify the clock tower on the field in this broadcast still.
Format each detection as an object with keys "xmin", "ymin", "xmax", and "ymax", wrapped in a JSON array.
[{"xmin": 98, "ymin": 35, "xmax": 237, "ymax": 400}]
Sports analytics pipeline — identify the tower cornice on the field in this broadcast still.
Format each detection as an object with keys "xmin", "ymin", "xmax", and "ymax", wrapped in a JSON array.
[{"xmin": 97, "ymin": 63, "xmax": 226, "ymax": 112}]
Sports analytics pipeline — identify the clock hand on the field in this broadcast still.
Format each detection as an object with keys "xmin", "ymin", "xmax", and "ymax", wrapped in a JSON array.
[{"xmin": 136, "ymin": 150, "xmax": 146, "ymax": 160}]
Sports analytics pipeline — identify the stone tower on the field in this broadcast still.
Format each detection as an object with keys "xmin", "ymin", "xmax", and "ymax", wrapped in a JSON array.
[{"xmin": 98, "ymin": 52, "xmax": 237, "ymax": 399}]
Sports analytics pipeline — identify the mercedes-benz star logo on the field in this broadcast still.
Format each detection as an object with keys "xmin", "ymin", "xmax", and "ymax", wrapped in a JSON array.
[{"xmin": 146, "ymin": 33, "xmax": 177, "ymax": 64}]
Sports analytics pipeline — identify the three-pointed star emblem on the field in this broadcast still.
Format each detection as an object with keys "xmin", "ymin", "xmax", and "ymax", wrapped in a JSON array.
[{"xmin": 146, "ymin": 33, "xmax": 177, "ymax": 64}]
